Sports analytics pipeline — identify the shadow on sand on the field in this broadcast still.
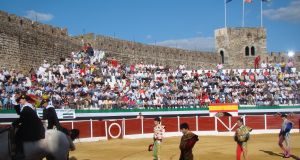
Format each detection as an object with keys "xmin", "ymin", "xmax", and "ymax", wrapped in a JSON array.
[{"xmin": 260, "ymin": 150, "xmax": 299, "ymax": 160}]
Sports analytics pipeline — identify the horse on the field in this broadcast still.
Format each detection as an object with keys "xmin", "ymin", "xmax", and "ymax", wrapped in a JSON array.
[{"xmin": 0, "ymin": 128, "xmax": 74, "ymax": 160}]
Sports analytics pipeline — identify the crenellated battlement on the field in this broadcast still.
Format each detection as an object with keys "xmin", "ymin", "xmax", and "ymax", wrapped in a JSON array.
[{"xmin": 0, "ymin": 10, "xmax": 68, "ymax": 37}]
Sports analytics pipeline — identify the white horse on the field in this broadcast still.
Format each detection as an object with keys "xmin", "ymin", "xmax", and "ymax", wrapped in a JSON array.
[{"xmin": 0, "ymin": 128, "xmax": 72, "ymax": 160}]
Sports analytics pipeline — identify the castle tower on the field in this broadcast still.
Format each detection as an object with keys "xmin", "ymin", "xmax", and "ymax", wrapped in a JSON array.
[{"xmin": 215, "ymin": 27, "xmax": 267, "ymax": 69}]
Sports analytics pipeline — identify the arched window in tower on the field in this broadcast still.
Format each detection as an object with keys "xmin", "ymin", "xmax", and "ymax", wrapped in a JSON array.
[
  {"xmin": 220, "ymin": 50, "xmax": 224, "ymax": 64},
  {"xmin": 251, "ymin": 46, "xmax": 255, "ymax": 56},
  {"xmin": 245, "ymin": 46, "xmax": 250, "ymax": 56}
]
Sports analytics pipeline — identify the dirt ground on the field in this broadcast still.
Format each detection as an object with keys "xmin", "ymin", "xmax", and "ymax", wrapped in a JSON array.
[{"xmin": 69, "ymin": 134, "xmax": 300, "ymax": 160}]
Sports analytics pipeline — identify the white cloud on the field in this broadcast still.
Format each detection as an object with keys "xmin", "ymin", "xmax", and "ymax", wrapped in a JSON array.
[
  {"xmin": 263, "ymin": 0, "xmax": 300, "ymax": 23},
  {"xmin": 25, "ymin": 10, "xmax": 54, "ymax": 22},
  {"xmin": 153, "ymin": 36, "xmax": 215, "ymax": 52},
  {"xmin": 146, "ymin": 34, "xmax": 152, "ymax": 39}
]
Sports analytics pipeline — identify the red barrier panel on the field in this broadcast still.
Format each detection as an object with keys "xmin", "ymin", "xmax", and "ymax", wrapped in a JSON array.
[
  {"xmin": 217, "ymin": 117, "xmax": 230, "ymax": 132},
  {"xmin": 92, "ymin": 121, "xmax": 106, "ymax": 137},
  {"xmin": 107, "ymin": 120, "xmax": 123, "ymax": 139},
  {"xmin": 266, "ymin": 116, "xmax": 281, "ymax": 129},
  {"xmin": 230, "ymin": 117, "xmax": 240, "ymax": 131},
  {"xmin": 246, "ymin": 116, "xmax": 265, "ymax": 130},
  {"xmin": 125, "ymin": 119, "xmax": 142, "ymax": 135},
  {"xmin": 294, "ymin": 119, "xmax": 300, "ymax": 129},
  {"xmin": 74, "ymin": 121, "xmax": 91, "ymax": 138},
  {"xmin": 180, "ymin": 117, "xmax": 197, "ymax": 131},
  {"xmin": 60, "ymin": 122, "xmax": 72, "ymax": 130},
  {"xmin": 290, "ymin": 116, "xmax": 300, "ymax": 129},
  {"xmin": 162, "ymin": 117, "xmax": 178, "ymax": 132},
  {"xmin": 0, "ymin": 124, "xmax": 11, "ymax": 128},
  {"xmin": 143, "ymin": 118, "xmax": 154, "ymax": 134},
  {"xmin": 198, "ymin": 117, "xmax": 215, "ymax": 131}
]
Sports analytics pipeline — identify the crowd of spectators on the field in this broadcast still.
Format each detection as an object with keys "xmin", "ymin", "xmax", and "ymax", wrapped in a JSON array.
[{"xmin": 0, "ymin": 44, "xmax": 299, "ymax": 110}]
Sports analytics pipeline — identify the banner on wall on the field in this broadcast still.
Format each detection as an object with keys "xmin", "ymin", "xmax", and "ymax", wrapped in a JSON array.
[
  {"xmin": 209, "ymin": 103, "xmax": 238, "ymax": 117},
  {"xmin": 36, "ymin": 108, "xmax": 76, "ymax": 119}
]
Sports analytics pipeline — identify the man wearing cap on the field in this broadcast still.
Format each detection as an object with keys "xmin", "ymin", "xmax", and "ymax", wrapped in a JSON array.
[
  {"xmin": 12, "ymin": 94, "xmax": 45, "ymax": 160},
  {"xmin": 41, "ymin": 98, "xmax": 60, "ymax": 130},
  {"xmin": 153, "ymin": 117, "xmax": 165, "ymax": 160}
]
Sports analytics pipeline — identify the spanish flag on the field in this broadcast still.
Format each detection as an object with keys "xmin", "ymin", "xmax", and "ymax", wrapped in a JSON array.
[{"xmin": 209, "ymin": 103, "xmax": 238, "ymax": 117}]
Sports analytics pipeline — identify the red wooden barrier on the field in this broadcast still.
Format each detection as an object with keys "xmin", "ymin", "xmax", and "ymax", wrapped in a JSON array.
[
  {"xmin": 180, "ymin": 117, "xmax": 196, "ymax": 131},
  {"xmin": 92, "ymin": 120, "xmax": 106, "ymax": 137},
  {"xmin": 198, "ymin": 117, "xmax": 215, "ymax": 131},
  {"xmin": 1, "ymin": 114, "xmax": 299, "ymax": 139},
  {"xmin": 107, "ymin": 120, "xmax": 123, "ymax": 139},
  {"xmin": 162, "ymin": 117, "xmax": 178, "ymax": 132},
  {"xmin": 74, "ymin": 121, "xmax": 90, "ymax": 138},
  {"xmin": 125, "ymin": 119, "xmax": 142, "ymax": 135},
  {"xmin": 143, "ymin": 118, "xmax": 154, "ymax": 134},
  {"xmin": 246, "ymin": 116, "xmax": 265, "ymax": 130}
]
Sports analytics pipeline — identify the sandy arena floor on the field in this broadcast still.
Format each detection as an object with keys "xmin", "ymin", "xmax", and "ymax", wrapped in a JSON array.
[{"xmin": 69, "ymin": 134, "xmax": 300, "ymax": 160}]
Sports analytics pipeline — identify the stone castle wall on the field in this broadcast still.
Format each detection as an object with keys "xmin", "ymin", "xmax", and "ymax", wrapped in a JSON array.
[
  {"xmin": 215, "ymin": 27, "xmax": 267, "ymax": 69},
  {"xmin": 1, "ymin": 10, "xmax": 297, "ymax": 72},
  {"xmin": 0, "ymin": 11, "xmax": 220, "ymax": 72},
  {"xmin": 74, "ymin": 33, "xmax": 220, "ymax": 70},
  {"xmin": 0, "ymin": 11, "xmax": 81, "ymax": 73}
]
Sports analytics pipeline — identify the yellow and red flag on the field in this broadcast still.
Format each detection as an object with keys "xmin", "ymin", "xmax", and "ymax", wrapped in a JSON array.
[{"xmin": 209, "ymin": 103, "xmax": 238, "ymax": 117}]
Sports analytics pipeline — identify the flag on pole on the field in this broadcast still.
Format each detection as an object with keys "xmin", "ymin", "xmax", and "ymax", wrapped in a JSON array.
[
  {"xmin": 226, "ymin": 0, "xmax": 233, "ymax": 3},
  {"xmin": 244, "ymin": 0, "xmax": 252, "ymax": 3},
  {"xmin": 261, "ymin": 0, "xmax": 271, "ymax": 27}
]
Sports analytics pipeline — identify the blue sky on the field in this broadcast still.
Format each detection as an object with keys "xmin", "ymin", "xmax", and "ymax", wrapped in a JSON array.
[{"xmin": 0, "ymin": 0, "xmax": 299, "ymax": 52}]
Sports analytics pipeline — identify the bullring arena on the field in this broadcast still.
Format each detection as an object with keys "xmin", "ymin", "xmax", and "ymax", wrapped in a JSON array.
[
  {"xmin": 1, "ymin": 1, "xmax": 300, "ymax": 160},
  {"xmin": 71, "ymin": 134, "xmax": 300, "ymax": 160},
  {"xmin": 67, "ymin": 112, "xmax": 300, "ymax": 159}
]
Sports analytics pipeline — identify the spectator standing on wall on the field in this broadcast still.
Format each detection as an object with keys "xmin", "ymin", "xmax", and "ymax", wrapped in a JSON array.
[
  {"xmin": 254, "ymin": 55, "xmax": 260, "ymax": 70},
  {"xmin": 261, "ymin": 60, "xmax": 267, "ymax": 69},
  {"xmin": 87, "ymin": 43, "xmax": 94, "ymax": 57},
  {"xmin": 216, "ymin": 63, "xmax": 223, "ymax": 76},
  {"xmin": 280, "ymin": 58, "xmax": 286, "ymax": 73},
  {"xmin": 287, "ymin": 59, "xmax": 294, "ymax": 74},
  {"xmin": 136, "ymin": 112, "xmax": 144, "ymax": 119}
]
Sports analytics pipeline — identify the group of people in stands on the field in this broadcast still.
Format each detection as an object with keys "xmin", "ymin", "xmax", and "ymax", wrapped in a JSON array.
[{"xmin": 0, "ymin": 44, "xmax": 299, "ymax": 110}]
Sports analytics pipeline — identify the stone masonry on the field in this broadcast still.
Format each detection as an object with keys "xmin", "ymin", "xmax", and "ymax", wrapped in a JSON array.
[
  {"xmin": 0, "ymin": 11, "xmax": 81, "ymax": 73},
  {"xmin": 0, "ymin": 10, "xmax": 298, "ymax": 72}
]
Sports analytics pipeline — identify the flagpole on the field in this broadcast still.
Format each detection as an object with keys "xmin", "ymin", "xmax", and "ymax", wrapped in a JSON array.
[
  {"xmin": 225, "ymin": 0, "xmax": 227, "ymax": 28},
  {"xmin": 242, "ymin": 0, "xmax": 245, "ymax": 27},
  {"xmin": 261, "ymin": 0, "xmax": 263, "ymax": 27}
]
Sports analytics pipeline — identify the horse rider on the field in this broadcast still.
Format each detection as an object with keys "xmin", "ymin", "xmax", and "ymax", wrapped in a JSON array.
[
  {"xmin": 40, "ymin": 98, "xmax": 76, "ymax": 151},
  {"xmin": 41, "ymin": 98, "xmax": 60, "ymax": 130},
  {"xmin": 12, "ymin": 94, "xmax": 45, "ymax": 160}
]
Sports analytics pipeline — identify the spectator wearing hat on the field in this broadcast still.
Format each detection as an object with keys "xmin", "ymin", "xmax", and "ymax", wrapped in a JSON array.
[
  {"xmin": 152, "ymin": 117, "xmax": 165, "ymax": 160},
  {"xmin": 41, "ymin": 98, "xmax": 60, "ymax": 130},
  {"xmin": 12, "ymin": 94, "xmax": 45, "ymax": 159}
]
